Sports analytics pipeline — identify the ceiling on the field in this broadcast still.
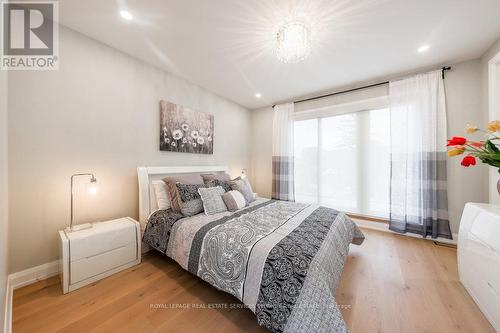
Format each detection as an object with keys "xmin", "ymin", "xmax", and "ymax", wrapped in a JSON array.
[{"xmin": 59, "ymin": 0, "xmax": 500, "ymax": 109}]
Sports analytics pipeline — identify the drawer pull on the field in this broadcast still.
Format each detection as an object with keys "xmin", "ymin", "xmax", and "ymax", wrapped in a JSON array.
[{"xmin": 83, "ymin": 245, "xmax": 127, "ymax": 260}]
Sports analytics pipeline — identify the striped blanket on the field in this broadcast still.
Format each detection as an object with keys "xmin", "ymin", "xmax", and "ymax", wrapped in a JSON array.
[{"xmin": 143, "ymin": 198, "xmax": 364, "ymax": 333}]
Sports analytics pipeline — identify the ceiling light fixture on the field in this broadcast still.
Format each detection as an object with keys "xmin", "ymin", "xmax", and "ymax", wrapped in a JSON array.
[
  {"xmin": 255, "ymin": 93, "xmax": 262, "ymax": 98},
  {"xmin": 418, "ymin": 45, "xmax": 430, "ymax": 53},
  {"xmin": 120, "ymin": 10, "xmax": 133, "ymax": 21},
  {"xmin": 276, "ymin": 20, "xmax": 311, "ymax": 63}
]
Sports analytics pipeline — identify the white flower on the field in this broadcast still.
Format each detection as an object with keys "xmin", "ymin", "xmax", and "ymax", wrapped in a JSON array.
[
  {"xmin": 182, "ymin": 138, "xmax": 187, "ymax": 143},
  {"xmin": 171, "ymin": 141, "xmax": 176, "ymax": 147},
  {"xmin": 207, "ymin": 136, "xmax": 212, "ymax": 142},
  {"xmin": 164, "ymin": 138, "xmax": 170, "ymax": 144},
  {"xmin": 192, "ymin": 142, "xmax": 197, "ymax": 147},
  {"xmin": 172, "ymin": 129, "xmax": 183, "ymax": 140},
  {"xmin": 190, "ymin": 130, "xmax": 199, "ymax": 139},
  {"xmin": 197, "ymin": 137, "xmax": 205, "ymax": 145},
  {"xmin": 162, "ymin": 127, "xmax": 168, "ymax": 133},
  {"xmin": 181, "ymin": 123, "xmax": 189, "ymax": 131}
]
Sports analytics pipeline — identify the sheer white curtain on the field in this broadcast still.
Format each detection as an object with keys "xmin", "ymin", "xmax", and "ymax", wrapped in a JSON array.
[
  {"xmin": 272, "ymin": 103, "xmax": 295, "ymax": 201},
  {"xmin": 389, "ymin": 71, "xmax": 452, "ymax": 239},
  {"xmin": 294, "ymin": 110, "xmax": 391, "ymax": 218}
]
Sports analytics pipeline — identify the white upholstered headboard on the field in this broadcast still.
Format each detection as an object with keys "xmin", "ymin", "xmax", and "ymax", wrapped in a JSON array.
[{"xmin": 137, "ymin": 166, "xmax": 229, "ymax": 232}]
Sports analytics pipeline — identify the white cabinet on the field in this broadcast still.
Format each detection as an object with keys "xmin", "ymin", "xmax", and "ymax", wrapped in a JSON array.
[
  {"xmin": 59, "ymin": 217, "xmax": 141, "ymax": 294},
  {"xmin": 458, "ymin": 203, "xmax": 500, "ymax": 332}
]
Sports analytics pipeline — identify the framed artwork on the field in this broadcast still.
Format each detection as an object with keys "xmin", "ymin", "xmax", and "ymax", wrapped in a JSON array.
[{"xmin": 160, "ymin": 100, "xmax": 214, "ymax": 154}]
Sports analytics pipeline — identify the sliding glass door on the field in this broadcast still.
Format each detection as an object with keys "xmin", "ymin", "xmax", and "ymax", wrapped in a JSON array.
[{"xmin": 294, "ymin": 108, "xmax": 390, "ymax": 218}]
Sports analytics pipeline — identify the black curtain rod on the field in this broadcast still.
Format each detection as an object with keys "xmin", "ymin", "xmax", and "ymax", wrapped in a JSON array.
[
  {"xmin": 294, "ymin": 81, "xmax": 389, "ymax": 105},
  {"xmin": 272, "ymin": 66, "xmax": 451, "ymax": 108}
]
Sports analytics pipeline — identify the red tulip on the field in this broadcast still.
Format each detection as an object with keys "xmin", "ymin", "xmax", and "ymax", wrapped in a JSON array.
[
  {"xmin": 447, "ymin": 137, "xmax": 467, "ymax": 146},
  {"xmin": 461, "ymin": 155, "xmax": 476, "ymax": 167}
]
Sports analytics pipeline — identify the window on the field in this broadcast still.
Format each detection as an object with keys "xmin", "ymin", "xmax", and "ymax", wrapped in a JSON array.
[{"xmin": 294, "ymin": 108, "xmax": 390, "ymax": 218}]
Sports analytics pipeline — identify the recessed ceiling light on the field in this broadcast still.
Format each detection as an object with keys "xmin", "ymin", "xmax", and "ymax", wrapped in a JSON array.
[
  {"xmin": 418, "ymin": 45, "xmax": 430, "ymax": 53},
  {"xmin": 120, "ymin": 10, "xmax": 133, "ymax": 21},
  {"xmin": 255, "ymin": 93, "xmax": 262, "ymax": 98}
]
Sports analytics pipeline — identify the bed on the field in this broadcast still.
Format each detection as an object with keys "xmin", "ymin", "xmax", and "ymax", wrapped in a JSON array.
[{"xmin": 138, "ymin": 166, "xmax": 364, "ymax": 333}]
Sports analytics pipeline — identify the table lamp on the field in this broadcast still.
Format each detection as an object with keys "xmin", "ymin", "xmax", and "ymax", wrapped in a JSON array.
[{"xmin": 67, "ymin": 173, "xmax": 98, "ymax": 232}]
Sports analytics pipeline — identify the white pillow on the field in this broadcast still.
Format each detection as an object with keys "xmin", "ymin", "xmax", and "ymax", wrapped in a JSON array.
[{"xmin": 152, "ymin": 180, "xmax": 170, "ymax": 210}]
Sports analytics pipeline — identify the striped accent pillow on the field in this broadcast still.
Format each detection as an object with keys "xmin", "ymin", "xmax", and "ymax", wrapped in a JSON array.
[{"xmin": 222, "ymin": 190, "xmax": 247, "ymax": 212}]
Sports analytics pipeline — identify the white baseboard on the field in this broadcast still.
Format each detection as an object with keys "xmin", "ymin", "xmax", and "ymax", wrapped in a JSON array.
[
  {"xmin": 8, "ymin": 260, "xmax": 59, "ymax": 290},
  {"xmin": 3, "ymin": 260, "xmax": 60, "ymax": 333},
  {"xmin": 353, "ymin": 219, "xmax": 458, "ymax": 245},
  {"xmin": 4, "ymin": 277, "xmax": 12, "ymax": 333}
]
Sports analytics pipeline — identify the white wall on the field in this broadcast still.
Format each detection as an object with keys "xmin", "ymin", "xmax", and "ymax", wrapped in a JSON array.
[
  {"xmin": 445, "ymin": 59, "xmax": 489, "ymax": 231},
  {"xmin": 7, "ymin": 27, "xmax": 252, "ymax": 273},
  {"xmin": 251, "ymin": 107, "xmax": 273, "ymax": 199},
  {"xmin": 250, "ymin": 59, "xmax": 488, "ymax": 234},
  {"xmin": 481, "ymin": 36, "xmax": 500, "ymax": 204},
  {"xmin": 1, "ymin": 68, "xmax": 8, "ymax": 331}
]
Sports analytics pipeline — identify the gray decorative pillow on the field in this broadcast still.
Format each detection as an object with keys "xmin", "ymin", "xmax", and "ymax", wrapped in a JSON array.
[
  {"xmin": 201, "ymin": 172, "xmax": 232, "ymax": 182},
  {"xmin": 198, "ymin": 186, "xmax": 227, "ymax": 215},
  {"xmin": 234, "ymin": 177, "xmax": 255, "ymax": 196},
  {"xmin": 180, "ymin": 198, "xmax": 204, "ymax": 216},
  {"xmin": 243, "ymin": 178, "xmax": 255, "ymax": 195},
  {"xmin": 206, "ymin": 179, "xmax": 232, "ymax": 192},
  {"xmin": 230, "ymin": 179, "xmax": 256, "ymax": 204},
  {"xmin": 176, "ymin": 183, "xmax": 207, "ymax": 202}
]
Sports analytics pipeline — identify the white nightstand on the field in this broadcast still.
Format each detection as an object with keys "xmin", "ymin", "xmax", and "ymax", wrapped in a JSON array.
[
  {"xmin": 458, "ymin": 203, "xmax": 500, "ymax": 332},
  {"xmin": 58, "ymin": 217, "xmax": 141, "ymax": 294}
]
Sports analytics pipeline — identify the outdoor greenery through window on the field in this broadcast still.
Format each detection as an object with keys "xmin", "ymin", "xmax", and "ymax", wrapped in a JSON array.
[{"xmin": 294, "ymin": 108, "xmax": 390, "ymax": 218}]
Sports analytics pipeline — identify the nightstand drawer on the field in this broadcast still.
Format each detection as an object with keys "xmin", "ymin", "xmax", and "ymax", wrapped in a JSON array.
[
  {"xmin": 70, "ymin": 242, "xmax": 138, "ymax": 284},
  {"xmin": 69, "ymin": 219, "xmax": 137, "ymax": 261}
]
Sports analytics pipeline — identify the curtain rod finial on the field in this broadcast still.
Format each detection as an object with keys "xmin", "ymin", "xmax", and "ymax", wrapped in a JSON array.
[{"xmin": 442, "ymin": 66, "xmax": 451, "ymax": 79}]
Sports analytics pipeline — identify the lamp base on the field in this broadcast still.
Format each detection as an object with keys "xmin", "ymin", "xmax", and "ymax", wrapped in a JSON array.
[{"xmin": 65, "ymin": 223, "xmax": 93, "ymax": 233}]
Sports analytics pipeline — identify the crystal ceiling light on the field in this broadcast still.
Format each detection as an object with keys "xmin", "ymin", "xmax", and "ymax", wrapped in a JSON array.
[
  {"xmin": 120, "ymin": 10, "xmax": 133, "ymax": 21},
  {"xmin": 276, "ymin": 20, "xmax": 311, "ymax": 63}
]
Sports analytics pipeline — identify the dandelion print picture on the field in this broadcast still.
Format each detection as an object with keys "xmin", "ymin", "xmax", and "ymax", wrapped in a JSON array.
[{"xmin": 160, "ymin": 100, "xmax": 214, "ymax": 154}]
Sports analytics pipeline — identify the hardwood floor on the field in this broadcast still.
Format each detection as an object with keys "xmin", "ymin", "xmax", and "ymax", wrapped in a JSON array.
[{"xmin": 12, "ymin": 228, "xmax": 494, "ymax": 333}]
